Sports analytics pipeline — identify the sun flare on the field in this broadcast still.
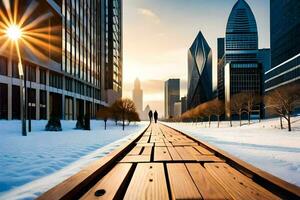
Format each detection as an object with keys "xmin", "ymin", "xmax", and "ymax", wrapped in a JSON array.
[{"xmin": 6, "ymin": 24, "xmax": 22, "ymax": 41}]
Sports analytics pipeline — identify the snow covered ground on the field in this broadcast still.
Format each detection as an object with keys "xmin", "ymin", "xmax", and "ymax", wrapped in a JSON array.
[
  {"xmin": 0, "ymin": 120, "xmax": 147, "ymax": 199},
  {"xmin": 164, "ymin": 117, "xmax": 300, "ymax": 187}
]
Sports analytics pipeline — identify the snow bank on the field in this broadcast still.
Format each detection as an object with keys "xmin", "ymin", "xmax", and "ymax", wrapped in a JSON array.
[
  {"xmin": 0, "ymin": 120, "xmax": 147, "ymax": 199},
  {"xmin": 164, "ymin": 117, "xmax": 300, "ymax": 187}
]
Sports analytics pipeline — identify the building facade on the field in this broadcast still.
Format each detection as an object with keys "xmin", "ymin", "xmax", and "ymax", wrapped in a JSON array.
[
  {"xmin": 105, "ymin": 0, "xmax": 123, "ymax": 104},
  {"xmin": 265, "ymin": 0, "xmax": 300, "ymax": 92},
  {"xmin": 187, "ymin": 31, "xmax": 213, "ymax": 110},
  {"xmin": 218, "ymin": 0, "xmax": 262, "ymax": 117},
  {"xmin": 174, "ymin": 102, "xmax": 182, "ymax": 118},
  {"xmin": 0, "ymin": 0, "xmax": 122, "ymax": 120},
  {"xmin": 258, "ymin": 49, "xmax": 271, "ymax": 92},
  {"xmin": 132, "ymin": 78, "xmax": 143, "ymax": 116},
  {"xmin": 164, "ymin": 79, "xmax": 180, "ymax": 119},
  {"xmin": 181, "ymin": 96, "xmax": 187, "ymax": 114}
]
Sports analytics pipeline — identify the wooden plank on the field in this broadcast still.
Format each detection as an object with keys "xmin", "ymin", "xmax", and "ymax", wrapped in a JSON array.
[
  {"xmin": 174, "ymin": 146, "xmax": 196, "ymax": 161},
  {"xmin": 154, "ymin": 142, "xmax": 166, "ymax": 147},
  {"xmin": 193, "ymin": 145, "xmax": 214, "ymax": 155},
  {"xmin": 154, "ymin": 147, "xmax": 172, "ymax": 161},
  {"xmin": 196, "ymin": 155, "xmax": 224, "ymax": 162},
  {"xmin": 167, "ymin": 163, "xmax": 202, "ymax": 199},
  {"xmin": 37, "ymin": 124, "xmax": 150, "ymax": 200},
  {"xmin": 185, "ymin": 163, "xmax": 232, "ymax": 200},
  {"xmin": 80, "ymin": 163, "xmax": 132, "ymax": 200},
  {"xmin": 124, "ymin": 163, "xmax": 169, "ymax": 200},
  {"xmin": 141, "ymin": 146, "xmax": 152, "ymax": 155},
  {"xmin": 167, "ymin": 146, "xmax": 182, "ymax": 161},
  {"xmin": 172, "ymin": 142, "xmax": 198, "ymax": 146},
  {"xmin": 136, "ymin": 143, "xmax": 154, "ymax": 147},
  {"xmin": 128, "ymin": 146, "xmax": 143, "ymax": 155},
  {"xmin": 120, "ymin": 155, "xmax": 150, "ymax": 163},
  {"xmin": 205, "ymin": 163, "xmax": 280, "ymax": 200}
]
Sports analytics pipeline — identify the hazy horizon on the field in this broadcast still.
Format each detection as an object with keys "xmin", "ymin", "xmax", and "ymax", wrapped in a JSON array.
[{"xmin": 123, "ymin": 0, "xmax": 270, "ymax": 116}]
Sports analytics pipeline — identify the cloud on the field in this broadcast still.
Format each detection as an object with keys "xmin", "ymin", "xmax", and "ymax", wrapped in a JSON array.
[{"xmin": 137, "ymin": 8, "xmax": 161, "ymax": 24}]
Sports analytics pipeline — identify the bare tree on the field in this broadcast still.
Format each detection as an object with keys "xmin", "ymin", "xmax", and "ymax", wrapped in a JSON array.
[
  {"xmin": 231, "ymin": 93, "xmax": 247, "ymax": 126},
  {"xmin": 201, "ymin": 102, "xmax": 214, "ymax": 128},
  {"xmin": 265, "ymin": 84, "xmax": 300, "ymax": 131},
  {"xmin": 111, "ymin": 99, "xmax": 137, "ymax": 130},
  {"xmin": 96, "ymin": 107, "xmax": 111, "ymax": 130},
  {"xmin": 210, "ymin": 98, "xmax": 224, "ymax": 128},
  {"xmin": 245, "ymin": 92, "xmax": 260, "ymax": 125}
]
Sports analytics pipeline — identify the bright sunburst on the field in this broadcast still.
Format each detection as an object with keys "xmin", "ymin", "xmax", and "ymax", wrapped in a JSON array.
[{"xmin": 0, "ymin": 0, "xmax": 60, "ymax": 62}]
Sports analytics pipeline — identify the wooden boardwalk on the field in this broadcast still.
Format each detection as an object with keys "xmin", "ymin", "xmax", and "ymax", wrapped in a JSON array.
[{"xmin": 38, "ymin": 123, "xmax": 300, "ymax": 200}]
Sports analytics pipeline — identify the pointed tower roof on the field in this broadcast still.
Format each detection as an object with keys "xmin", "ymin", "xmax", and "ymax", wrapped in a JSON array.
[{"xmin": 226, "ymin": 0, "xmax": 257, "ymax": 33}]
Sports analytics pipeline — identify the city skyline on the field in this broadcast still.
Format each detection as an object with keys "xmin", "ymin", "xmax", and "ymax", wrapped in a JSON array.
[{"xmin": 123, "ymin": 0, "xmax": 270, "ymax": 114}]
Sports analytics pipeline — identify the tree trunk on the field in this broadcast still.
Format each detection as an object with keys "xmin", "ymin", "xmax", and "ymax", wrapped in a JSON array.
[
  {"xmin": 230, "ymin": 116, "xmax": 232, "ymax": 127},
  {"xmin": 248, "ymin": 112, "xmax": 250, "ymax": 125},
  {"xmin": 280, "ymin": 116, "xmax": 283, "ymax": 129},
  {"xmin": 209, "ymin": 116, "xmax": 211, "ymax": 128},
  {"xmin": 288, "ymin": 114, "xmax": 291, "ymax": 132},
  {"xmin": 104, "ymin": 120, "xmax": 107, "ymax": 130},
  {"xmin": 217, "ymin": 116, "xmax": 220, "ymax": 128},
  {"xmin": 239, "ymin": 113, "xmax": 242, "ymax": 127},
  {"xmin": 122, "ymin": 112, "xmax": 125, "ymax": 131}
]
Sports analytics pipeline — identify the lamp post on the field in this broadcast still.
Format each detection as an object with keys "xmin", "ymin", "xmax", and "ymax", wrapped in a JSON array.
[{"xmin": 6, "ymin": 24, "xmax": 27, "ymax": 136}]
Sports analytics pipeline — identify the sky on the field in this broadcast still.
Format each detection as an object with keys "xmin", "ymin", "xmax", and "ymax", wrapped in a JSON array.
[{"xmin": 123, "ymin": 0, "xmax": 270, "ymax": 116}]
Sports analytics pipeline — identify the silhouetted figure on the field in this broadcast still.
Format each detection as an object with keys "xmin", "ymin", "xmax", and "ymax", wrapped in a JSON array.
[
  {"xmin": 148, "ymin": 110, "xmax": 153, "ymax": 122},
  {"xmin": 154, "ymin": 110, "xmax": 158, "ymax": 123}
]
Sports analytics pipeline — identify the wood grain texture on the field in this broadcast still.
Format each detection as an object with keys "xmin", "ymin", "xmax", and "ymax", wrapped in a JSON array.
[
  {"xmin": 124, "ymin": 163, "xmax": 169, "ymax": 200},
  {"xmin": 186, "ymin": 163, "xmax": 232, "ymax": 200},
  {"xmin": 154, "ymin": 147, "xmax": 172, "ymax": 161},
  {"xmin": 80, "ymin": 163, "xmax": 132, "ymax": 200},
  {"xmin": 167, "ymin": 163, "xmax": 202, "ymax": 200},
  {"xmin": 205, "ymin": 163, "xmax": 281, "ymax": 200}
]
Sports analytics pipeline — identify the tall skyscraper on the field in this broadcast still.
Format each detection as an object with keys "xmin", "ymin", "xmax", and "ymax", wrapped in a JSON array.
[
  {"xmin": 105, "ymin": 0, "xmax": 123, "ymax": 104},
  {"xmin": 217, "ymin": 38, "xmax": 225, "ymax": 63},
  {"xmin": 258, "ymin": 49, "xmax": 271, "ymax": 92},
  {"xmin": 132, "ymin": 78, "xmax": 143, "ymax": 116},
  {"xmin": 187, "ymin": 31, "xmax": 213, "ymax": 110},
  {"xmin": 0, "ymin": 0, "xmax": 122, "ymax": 120},
  {"xmin": 164, "ymin": 79, "xmax": 180, "ymax": 119},
  {"xmin": 218, "ymin": 0, "xmax": 262, "ymax": 117},
  {"xmin": 265, "ymin": 0, "xmax": 300, "ymax": 92}
]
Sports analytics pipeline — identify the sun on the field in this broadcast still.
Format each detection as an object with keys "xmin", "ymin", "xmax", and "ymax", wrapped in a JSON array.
[{"xmin": 6, "ymin": 24, "xmax": 22, "ymax": 41}]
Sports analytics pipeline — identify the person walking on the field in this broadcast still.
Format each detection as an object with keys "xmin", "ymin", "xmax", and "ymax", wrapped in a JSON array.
[
  {"xmin": 148, "ymin": 110, "xmax": 153, "ymax": 123},
  {"xmin": 154, "ymin": 110, "xmax": 158, "ymax": 123}
]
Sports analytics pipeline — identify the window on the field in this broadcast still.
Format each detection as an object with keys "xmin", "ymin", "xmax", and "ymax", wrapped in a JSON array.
[
  {"xmin": 40, "ymin": 69, "xmax": 47, "ymax": 85},
  {"xmin": 0, "ymin": 56, "xmax": 7, "ymax": 76},
  {"xmin": 12, "ymin": 61, "xmax": 19, "ymax": 78},
  {"xmin": 0, "ymin": 83, "xmax": 8, "ymax": 119}
]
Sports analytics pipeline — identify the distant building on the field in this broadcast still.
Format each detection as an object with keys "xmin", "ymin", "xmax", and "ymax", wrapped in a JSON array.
[
  {"xmin": 265, "ymin": 0, "xmax": 300, "ymax": 92},
  {"xmin": 187, "ymin": 31, "xmax": 213, "ymax": 110},
  {"xmin": 218, "ymin": 0, "xmax": 262, "ymax": 117},
  {"xmin": 181, "ymin": 96, "xmax": 187, "ymax": 114},
  {"xmin": 132, "ymin": 78, "xmax": 143, "ymax": 116},
  {"xmin": 174, "ymin": 102, "xmax": 182, "ymax": 117},
  {"xmin": 141, "ymin": 105, "xmax": 151, "ymax": 121},
  {"xmin": 164, "ymin": 79, "xmax": 180, "ymax": 119}
]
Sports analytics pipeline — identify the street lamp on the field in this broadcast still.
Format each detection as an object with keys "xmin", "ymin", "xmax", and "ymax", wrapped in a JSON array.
[{"xmin": 6, "ymin": 24, "xmax": 27, "ymax": 136}]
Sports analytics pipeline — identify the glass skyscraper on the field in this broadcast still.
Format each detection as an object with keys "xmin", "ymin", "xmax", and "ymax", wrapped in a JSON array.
[
  {"xmin": 0, "ymin": 0, "xmax": 122, "ymax": 120},
  {"xmin": 218, "ymin": 0, "xmax": 262, "ymax": 117},
  {"xmin": 265, "ymin": 0, "xmax": 300, "ymax": 92},
  {"xmin": 187, "ymin": 31, "xmax": 213, "ymax": 110}
]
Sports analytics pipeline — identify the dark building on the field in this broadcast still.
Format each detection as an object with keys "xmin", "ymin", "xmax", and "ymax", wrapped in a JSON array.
[
  {"xmin": 181, "ymin": 96, "xmax": 187, "ymax": 114},
  {"xmin": 265, "ymin": 0, "xmax": 300, "ymax": 92},
  {"xmin": 164, "ymin": 79, "xmax": 180, "ymax": 119},
  {"xmin": 258, "ymin": 49, "xmax": 271, "ymax": 92},
  {"xmin": 217, "ymin": 38, "xmax": 225, "ymax": 63},
  {"xmin": 187, "ymin": 31, "xmax": 213, "ymax": 110},
  {"xmin": 217, "ymin": 0, "xmax": 262, "ymax": 117},
  {"xmin": 0, "ymin": 0, "xmax": 122, "ymax": 120}
]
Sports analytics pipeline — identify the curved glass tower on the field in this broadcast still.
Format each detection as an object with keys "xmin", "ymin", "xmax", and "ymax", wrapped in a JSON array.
[
  {"xmin": 217, "ymin": 0, "xmax": 262, "ymax": 118},
  {"xmin": 225, "ymin": 0, "xmax": 258, "ymax": 63},
  {"xmin": 187, "ymin": 31, "xmax": 212, "ymax": 109}
]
